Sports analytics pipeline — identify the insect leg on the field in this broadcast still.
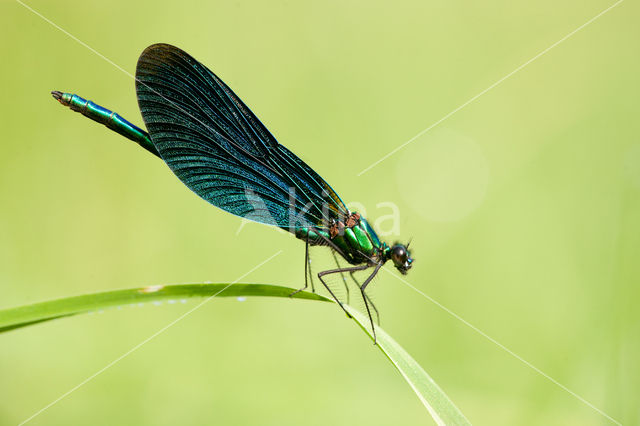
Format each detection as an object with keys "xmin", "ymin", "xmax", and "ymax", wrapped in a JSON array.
[
  {"xmin": 351, "ymin": 269, "xmax": 380, "ymax": 326},
  {"xmin": 289, "ymin": 236, "xmax": 313, "ymax": 297},
  {"xmin": 358, "ymin": 263, "xmax": 383, "ymax": 344},
  {"xmin": 317, "ymin": 264, "xmax": 370, "ymax": 318},
  {"xmin": 305, "ymin": 236, "xmax": 315, "ymax": 292},
  {"xmin": 330, "ymin": 250, "xmax": 350, "ymax": 304}
]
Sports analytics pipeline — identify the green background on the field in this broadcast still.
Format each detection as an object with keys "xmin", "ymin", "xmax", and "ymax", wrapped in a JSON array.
[{"xmin": 1, "ymin": 0, "xmax": 638, "ymax": 424}]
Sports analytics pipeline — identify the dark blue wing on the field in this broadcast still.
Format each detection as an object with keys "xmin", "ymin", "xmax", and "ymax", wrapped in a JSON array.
[{"xmin": 135, "ymin": 43, "xmax": 348, "ymax": 231}]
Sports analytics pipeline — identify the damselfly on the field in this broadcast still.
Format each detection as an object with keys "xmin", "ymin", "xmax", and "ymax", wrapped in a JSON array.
[{"xmin": 52, "ymin": 44, "xmax": 413, "ymax": 342}]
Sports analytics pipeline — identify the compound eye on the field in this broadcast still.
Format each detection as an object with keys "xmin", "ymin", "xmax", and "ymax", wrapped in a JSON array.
[{"xmin": 391, "ymin": 245, "xmax": 407, "ymax": 264}]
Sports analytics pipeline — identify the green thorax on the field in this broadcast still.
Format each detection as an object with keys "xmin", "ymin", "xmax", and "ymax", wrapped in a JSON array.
[{"xmin": 295, "ymin": 214, "xmax": 388, "ymax": 265}]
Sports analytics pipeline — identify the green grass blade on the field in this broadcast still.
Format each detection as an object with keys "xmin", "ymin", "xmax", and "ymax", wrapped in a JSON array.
[
  {"xmin": 345, "ymin": 306, "xmax": 471, "ymax": 425},
  {"xmin": 0, "ymin": 283, "xmax": 469, "ymax": 424},
  {"xmin": 0, "ymin": 283, "xmax": 330, "ymax": 333}
]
